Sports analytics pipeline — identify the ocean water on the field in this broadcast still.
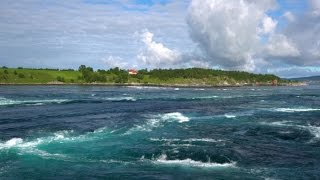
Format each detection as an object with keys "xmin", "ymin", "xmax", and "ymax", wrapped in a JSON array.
[{"xmin": 0, "ymin": 85, "xmax": 319, "ymax": 179}]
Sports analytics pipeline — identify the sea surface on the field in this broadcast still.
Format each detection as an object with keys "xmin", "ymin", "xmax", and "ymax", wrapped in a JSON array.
[{"xmin": 0, "ymin": 85, "xmax": 319, "ymax": 179}]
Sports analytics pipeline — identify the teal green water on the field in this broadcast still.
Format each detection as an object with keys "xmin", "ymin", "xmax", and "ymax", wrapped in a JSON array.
[{"xmin": 0, "ymin": 85, "xmax": 320, "ymax": 179}]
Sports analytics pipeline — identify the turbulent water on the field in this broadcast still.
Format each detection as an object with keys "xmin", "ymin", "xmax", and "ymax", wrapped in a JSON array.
[{"xmin": 0, "ymin": 85, "xmax": 319, "ymax": 179}]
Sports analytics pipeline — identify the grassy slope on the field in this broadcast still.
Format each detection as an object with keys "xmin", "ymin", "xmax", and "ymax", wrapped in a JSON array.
[{"xmin": 0, "ymin": 68, "xmax": 81, "ymax": 83}]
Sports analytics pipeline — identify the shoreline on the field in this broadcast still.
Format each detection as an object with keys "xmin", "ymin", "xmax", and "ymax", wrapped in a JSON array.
[{"xmin": 0, "ymin": 82, "xmax": 307, "ymax": 88}]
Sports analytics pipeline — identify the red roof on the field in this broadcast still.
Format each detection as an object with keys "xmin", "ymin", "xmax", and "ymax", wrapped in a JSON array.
[{"xmin": 128, "ymin": 69, "xmax": 138, "ymax": 74}]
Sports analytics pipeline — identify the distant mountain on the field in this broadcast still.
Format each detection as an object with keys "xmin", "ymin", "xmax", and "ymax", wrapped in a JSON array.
[{"xmin": 290, "ymin": 76, "xmax": 320, "ymax": 82}]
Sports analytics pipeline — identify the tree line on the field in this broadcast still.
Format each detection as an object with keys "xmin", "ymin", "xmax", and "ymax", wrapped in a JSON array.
[
  {"xmin": 75, "ymin": 65, "xmax": 281, "ymax": 84},
  {"xmin": 0, "ymin": 65, "xmax": 283, "ymax": 84}
]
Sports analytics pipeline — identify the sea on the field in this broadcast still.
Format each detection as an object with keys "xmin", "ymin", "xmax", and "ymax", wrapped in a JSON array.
[{"xmin": 0, "ymin": 85, "xmax": 319, "ymax": 179}]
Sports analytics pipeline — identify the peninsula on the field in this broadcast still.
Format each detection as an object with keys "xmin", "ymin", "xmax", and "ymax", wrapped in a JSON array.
[{"xmin": 0, "ymin": 65, "xmax": 296, "ymax": 87}]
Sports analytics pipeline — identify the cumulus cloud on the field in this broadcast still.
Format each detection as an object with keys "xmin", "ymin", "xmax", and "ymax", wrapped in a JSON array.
[
  {"xmin": 103, "ymin": 56, "xmax": 131, "ymax": 69},
  {"xmin": 260, "ymin": 16, "xmax": 278, "ymax": 34},
  {"xmin": 280, "ymin": 0, "xmax": 320, "ymax": 66},
  {"xmin": 0, "ymin": 0, "xmax": 192, "ymax": 69},
  {"xmin": 187, "ymin": 0, "xmax": 277, "ymax": 71},
  {"xmin": 186, "ymin": 0, "xmax": 320, "ymax": 74},
  {"xmin": 265, "ymin": 34, "xmax": 300, "ymax": 58},
  {"xmin": 283, "ymin": 11, "xmax": 295, "ymax": 22},
  {"xmin": 310, "ymin": 0, "xmax": 320, "ymax": 16},
  {"xmin": 137, "ymin": 30, "xmax": 182, "ymax": 68}
]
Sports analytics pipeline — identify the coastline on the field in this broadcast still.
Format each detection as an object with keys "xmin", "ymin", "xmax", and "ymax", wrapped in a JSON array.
[{"xmin": 0, "ymin": 82, "xmax": 307, "ymax": 88}]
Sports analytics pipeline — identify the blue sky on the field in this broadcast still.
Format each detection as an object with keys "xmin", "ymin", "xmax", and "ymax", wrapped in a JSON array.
[{"xmin": 0, "ymin": 0, "xmax": 319, "ymax": 78}]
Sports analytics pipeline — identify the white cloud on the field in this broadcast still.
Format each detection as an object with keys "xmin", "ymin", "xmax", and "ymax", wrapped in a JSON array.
[
  {"xmin": 0, "ymin": 0, "xmax": 319, "ymax": 78},
  {"xmin": 103, "ymin": 56, "xmax": 131, "ymax": 69},
  {"xmin": 279, "ymin": 0, "xmax": 320, "ymax": 66},
  {"xmin": 186, "ymin": 0, "xmax": 320, "ymax": 75},
  {"xmin": 187, "ymin": 0, "xmax": 277, "ymax": 71},
  {"xmin": 260, "ymin": 16, "xmax": 278, "ymax": 34},
  {"xmin": 310, "ymin": 0, "xmax": 320, "ymax": 16},
  {"xmin": 265, "ymin": 34, "xmax": 300, "ymax": 58},
  {"xmin": 0, "ymin": 0, "xmax": 192, "ymax": 69},
  {"xmin": 137, "ymin": 30, "xmax": 181, "ymax": 68},
  {"xmin": 267, "ymin": 66, "xmax": 320, "ymax": 78},
  {"xmin": 283, "ymin": 11, "xmax": 295, "ymax": 22}
]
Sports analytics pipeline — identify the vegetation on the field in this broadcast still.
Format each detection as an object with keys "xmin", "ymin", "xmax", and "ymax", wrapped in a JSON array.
[{"xmin": 0, "ymin": 65, "xmax": 290, "ymax": 86}]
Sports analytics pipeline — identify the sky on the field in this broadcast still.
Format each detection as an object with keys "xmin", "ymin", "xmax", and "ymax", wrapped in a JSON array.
[{"xmin": 0, "ymin": 0, "xmax": 319, "ymax": 78}]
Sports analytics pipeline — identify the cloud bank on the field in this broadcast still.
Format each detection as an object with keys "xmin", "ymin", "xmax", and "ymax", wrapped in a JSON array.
[
  {"xmin": 185, "ymin": 0, "xmax": 320, "ymax": 75},
  {"xmin": 0, "ymin": 0, "xmax": 319, "ymax": 77},
  {"xmin": 187, "ymin": 0, "xmax": 277, "ymax": 71}
]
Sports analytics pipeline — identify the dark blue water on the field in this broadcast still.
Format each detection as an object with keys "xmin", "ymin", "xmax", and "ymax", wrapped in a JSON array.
[{"xmin": 0, "ymin": 85, "xmax": 319, "ymax": 179}]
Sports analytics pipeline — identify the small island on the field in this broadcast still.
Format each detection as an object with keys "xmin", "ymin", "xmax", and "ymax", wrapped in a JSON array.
[{"xmin": 0, "ymin": 65, "xmax": 299, "ymax": 87}]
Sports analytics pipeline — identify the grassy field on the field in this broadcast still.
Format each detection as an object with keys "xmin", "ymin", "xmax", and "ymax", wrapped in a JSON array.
[{"xmin": 0, "ymin": 68, "xmax": 81, "ymax": 83}]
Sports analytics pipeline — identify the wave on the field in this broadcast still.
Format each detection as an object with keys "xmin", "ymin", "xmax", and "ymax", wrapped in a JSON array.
[
  {"xmin": 194, "ymin": 88, "xmax": 205, "ymax": 91},
  {"xmin": 0, "ymin": 136, "xmax": 69, "ymax": 160},
  {"xmin": 95, "ymin": 94, "xmax": 260, "ymax": 102},
  {"xmin": 127, "ymin": 86, "xmax": 168, "ymax": 90},
  {"xmin": 192, "ymin": 95, "xmax": 219, "ymax": 100},
  {"xmin": 272, "ymin": 108, "xmax": 320, "ymax": 113},
  {"xmin": 261, "ymin": 121, "xmax": 320, "ymax": 140},
  {"xmin": 0, "ymin": 137, "xmax": 23, "ymax": 149},
  {"xmin": 153, "ymin": 154, "xmax": 236, "ymax": 168},
  {"xmin": 0, "ymin": 97, "xmax": 70, "ymax": 106},
  {"xmin": 221, "ymin": 110, "xmax": 256, "ymax": 119},
  {"xmin": 161, "ymin": 112, "xmax": 189, "ymax": 123},
  {"xmin": 224, "ymin": 114, "xmax": 236, "ymax": 118},
  {"xmin": 102, "ymin": 97, "xmax": 136, "ymax": 102},
  {"xmin": 149, "ymin": 138, "xmax": 223, "ymax": 143},
  {"xmin": 124, "ymin": 112, "xmax": 190, "ymax": 135},
  {"xmin": 0, "ymin": 127, "xmax": 113, "ymax": 158}
]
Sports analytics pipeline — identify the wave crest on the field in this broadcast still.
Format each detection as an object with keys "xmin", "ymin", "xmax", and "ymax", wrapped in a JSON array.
[
  {"xmin": 153, "ymin": 154, "xmax": 236, "ymax": 168},
  {"xmin": 261, "ymin": 121, "xmax": 320, "ymax": 141},
  {"xmin": 124, "ymin": 112, "xmax": 189, "ymax": 135},
  {"xmin": 273, "ymin": 108, "xmax": 320, "ymax": 113},
  {"xmin": 0, "ymin": 97, "xmax": 69, "ymax": 106},
  {"xmin": 103, "ymin": 97, "xmax": 136, "ymax": 102}
]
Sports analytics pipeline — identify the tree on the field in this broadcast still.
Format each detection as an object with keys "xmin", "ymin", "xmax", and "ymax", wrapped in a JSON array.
[
  {"xmin": 56, "ymin": 76, "xmax": 65, "ymax": 82},
  {"xmin": 18, "ymin": 73, "xmax": 25, "ymax": 78},
  {"xmin": 78, "ymin": 65, "xmax": 87, "ymax": 72}
]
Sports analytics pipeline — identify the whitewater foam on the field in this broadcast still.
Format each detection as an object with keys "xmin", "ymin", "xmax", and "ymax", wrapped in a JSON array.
[
  {"xmin": 193, "ymin": 95, "xmax": 219, "ymax": 100},
  {"xmin": 0, "ymin": 97, "xmax": 69, "ymax": 106},
  {"xmin": 0, "ymin": 127, "xmax": 112, "ymax": 157},
  {"xmin": 304, "ymin": 125, "xmax": 320, "ymax": 139},
  {"xmin": 124, "ymin": 112, "xmax": 190, "ymax": 134},
  {"xmin": 261, "ymin": 121, "xmax": 320, "ymax": 140},
  {"xmin": 0, "ymin": 130, "xmax": 73, "ymax": 150},
  {"xmin": 103, "ymin": 97, "xmax": 136, "ymax": 101},
  {"xmin": 194, "ymin": 88, "xmax": 205, "ymax": 91},
  {"xmin": 149, "ymin": 138, "xmax": 222, "ymax": 143},
  {"xmin": 224, "ymin": 114, "xmax": 236, "ymax": 118},
  {"xmin": 0, "ymin": 138, "xmax": 23, "ymax": 149},
  {"xmin": 273, "ymin": 108, "xmax": 320, "ymax": 112},
  {"xmin": 161, "ymin": 112, "xmax": 189, "ymax": 123},
  {"xmin": 128, "ymin": 86, "xmax": 167, "ymax": 90},
  {"xmin": 153, "ymin": 154, "xmax": 236, "ymax": 168}
]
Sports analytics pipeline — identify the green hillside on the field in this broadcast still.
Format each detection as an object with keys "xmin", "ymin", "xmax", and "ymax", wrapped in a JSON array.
[
  {"xmin": 0, "ymin": 67, "xmax": 81, "ymax": 83},
  {"xmin": 0, "ymin": 66, "xmax": 288, "ymax": 86}
]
